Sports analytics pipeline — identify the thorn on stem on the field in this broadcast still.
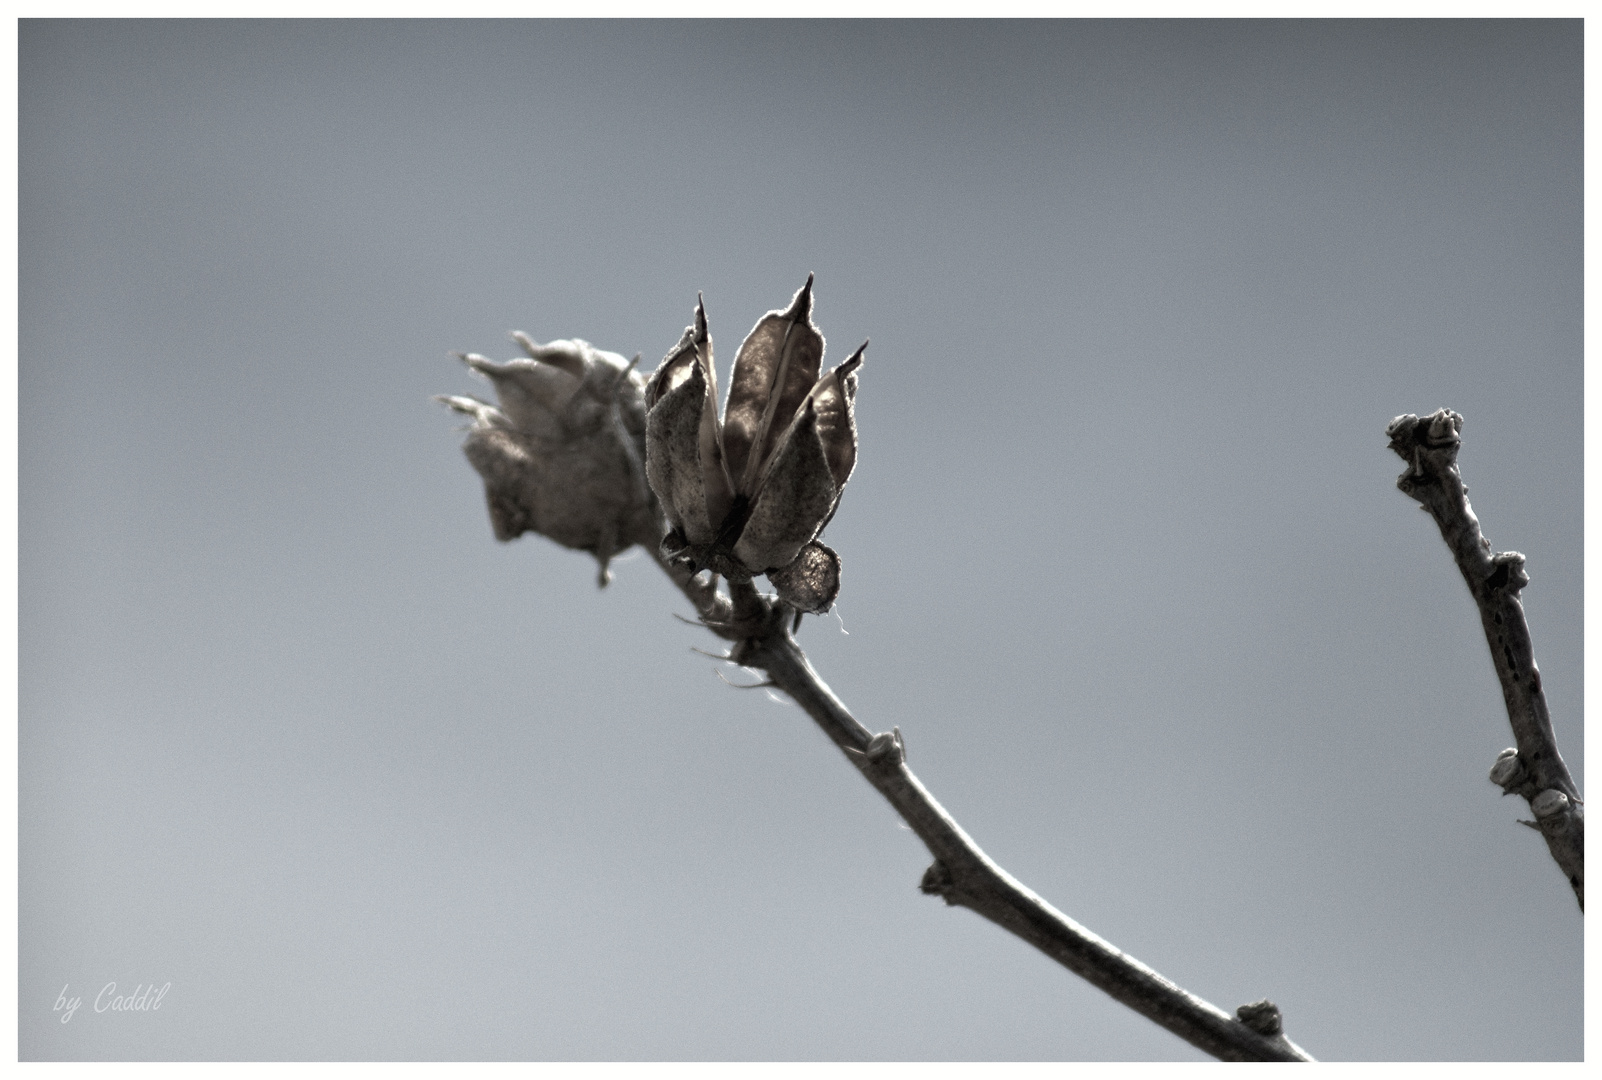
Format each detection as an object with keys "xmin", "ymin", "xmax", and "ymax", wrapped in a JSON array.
[{"xmin": 715, "ymin": 668, "xmax": 775, "ymax": 690}]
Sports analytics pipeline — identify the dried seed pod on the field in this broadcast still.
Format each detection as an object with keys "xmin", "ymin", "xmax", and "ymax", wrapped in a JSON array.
[
  {"xmin": 439, "ymin": 336, "xmax": 658, "ymax": 586},
  {"xmin": 766, "ymin": 541, "xmax": 842, "ymax": 615},
  {"xmin": 643, "ymin": 276, "xmax": 864, "ymax": 613}
]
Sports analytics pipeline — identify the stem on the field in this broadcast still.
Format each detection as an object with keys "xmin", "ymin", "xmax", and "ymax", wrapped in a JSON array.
[
  {"xmin": 661, "ymin": 573, "xmax": 1313, "ymax": 1061},
  {"xmin": 1387, "ymin": 409, "xmax": 1584, "ymax": 909}
]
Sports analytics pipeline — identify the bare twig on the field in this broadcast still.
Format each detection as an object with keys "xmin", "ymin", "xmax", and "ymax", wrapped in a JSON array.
[
  {"xmin": 659, "ymin": 572, "xmax": 1313, "ymax": 1061},
  {"xmin": 1387, "ymin": 409, "xmax": 1584, "ymax": 909}
]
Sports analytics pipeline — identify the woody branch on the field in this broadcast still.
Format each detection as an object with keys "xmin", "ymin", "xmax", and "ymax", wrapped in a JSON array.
[
  {"xmin": 672, "ymin": 573, "xmax": 1312, "ymax": 1061},
  {"xmin": 1387, "ymin": 409, "xmax": 1583, "ymax": 909},
  {"xmin": 440, "ymin": 279, "xmax": 1315, "ymax": 1061}
]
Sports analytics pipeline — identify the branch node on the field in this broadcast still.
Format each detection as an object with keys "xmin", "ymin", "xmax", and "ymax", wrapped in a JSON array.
[
  {"xmin": 1485, "ymin": 551, "xmax": 1529, "ymax": 594},
  {"xmin": 1235, "ymin": 999, "xmax": 1284, "ymax": 1037},
  {"xmin": 919, "ymin": 860, "xmax": 957, "ymax": 905},
  {"xmin": 1531, "ymin": 789, "xmax": 1571, "ymax": 820},
  {"xmin": 864, "ymin": 727, "xmax": 905, "ymax": 766},
  {"xmin": 1387, "ymin": 408, "xmax": 1463, "ymax": 500}
]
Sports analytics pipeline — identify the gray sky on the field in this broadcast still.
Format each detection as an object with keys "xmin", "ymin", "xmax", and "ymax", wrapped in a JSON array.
[{"xmin": 19, "ymin": 19, "xmax": 1582, "ymax": 1060}]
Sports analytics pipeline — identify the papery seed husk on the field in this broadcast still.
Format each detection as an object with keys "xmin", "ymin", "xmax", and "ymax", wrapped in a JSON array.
[
  {"xmin": 694, "ymin": 318, "xmax": 736, "ymax": 535},
  {"xmin": 461, "ymin": 425, "xmax": 540, "ymax": 542},
  {"xmin": 511, "ymin": 333, "xmax": 588, "ymax": 380},
  {"xmin": 645, "ymin": 356, "xmax": 717, "ymax": 544},
  {"xmin": 722, "ymin": 278, "xmax": 824, "ymax": 494},
  {"xmin": 646, "ymin": 327, "xmax": 700, "ymax": 409},
  {"xmin": 462, "ymin": 354, "xmax": 580, "ymax": 440},
  {"xmin": 463, "ymin": 418, "xmax": 650, "ymax": 561},
  {"xmin": 615, "ymin": 367, "xmax": 648, "ymax": 447},
  {"xmin": 733, "ymin": 402, "xmax": 840, "ymax": 573},
  {"xmin": 437, "ymin": 393, "xmax": 510, "ymax": 430},
  {"xmin": 566, "ymin": 347, "xmax": 634, "ymax": 436},
  {"xmin": 768, "ymin": 540, "xmax": 841, "ymax": 615},
  {"xmin": 808, "ymin": 343, "xmax": 864, "ymax": 489}
]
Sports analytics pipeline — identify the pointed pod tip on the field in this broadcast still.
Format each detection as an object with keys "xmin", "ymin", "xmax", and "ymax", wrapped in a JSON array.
[
  {"xmin": 434, "ymin": 394, "xmax": 478, "ymax": 416},
  {"xmin": 510, "ymin": 330, "xmax": 540, "ymax": 359},
  {"xmin": 693, "ymin": 293, "xmax": 709, "ymax": 340},
  {"xmin": 784, "ymin": 274, "xmax": 815, "ymax": 322},
  {"xmin": 839, "ymin": 340, "xmax": 867, "ymax": 377}
]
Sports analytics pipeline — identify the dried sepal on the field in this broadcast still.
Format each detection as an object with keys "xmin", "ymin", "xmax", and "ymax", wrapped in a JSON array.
[{"xmin": 456, "ymin": 352, "xmax": 576, "ymax": 441}]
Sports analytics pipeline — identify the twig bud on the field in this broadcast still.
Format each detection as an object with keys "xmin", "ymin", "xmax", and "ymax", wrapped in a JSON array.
[
  {"xmin": 864, "ymin": 727, "xmax": 905, "ymax": 764},
  {"xmin": 1235, "ymin": 999, "xmax": 1284, "ymax": 1037},
  {"xmin": 1488, "ymin": 748, "xmax": 1523, "ymax": 789},
  {"xmin": 1531, "ymin": 789, "xmax": 1570, "ymax": 819}
]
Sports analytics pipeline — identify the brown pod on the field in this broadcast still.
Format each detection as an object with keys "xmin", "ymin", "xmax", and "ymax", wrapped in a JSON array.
[
  {"xmin": 439, "ymin": 336, "xmax": 658, "ymax": 587},
  {"xmin": 641, "ymin": 276, "xmax": 865, "ymax": 612}
]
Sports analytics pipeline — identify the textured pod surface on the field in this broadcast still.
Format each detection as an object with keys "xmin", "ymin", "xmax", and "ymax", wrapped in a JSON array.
[
  {"xmin": 645, "ymin": 354, "xmax": 716, "ymax": 545},
  {"xmin": 808, "ymin": 344, "xmax": 864, "ymax": 489},
  {"xmin": 767, "ymin": 540, "xmax": 842, "ymax": 614},
  {"xmin": 723, "ymin": 277, "xmax": 825, "ymax": 491},
  {"xmin": 641, "ymin": 278, "xmax": 865, "ymax": 612},
  {"xmin": 440, "ymin": 337, "xmax": 659, "ymax": 584},
  {"xmin": 733, "ymin": 404, "xmax": 840, "ymax": 573}
]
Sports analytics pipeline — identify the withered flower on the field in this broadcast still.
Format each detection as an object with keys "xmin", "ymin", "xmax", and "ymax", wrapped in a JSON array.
[
  {"xmin": 438, "ymin": 335, "xmax": 659, "ymax": 586},
  {"xmin": 644, "ymin": 275, "xmax": 864, "ymax": 614}
]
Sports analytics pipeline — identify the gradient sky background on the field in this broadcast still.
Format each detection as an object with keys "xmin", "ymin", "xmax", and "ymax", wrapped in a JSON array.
[{"xmin": 19, "ymin": 20, "xmax": 1582, "ymax": 1061}]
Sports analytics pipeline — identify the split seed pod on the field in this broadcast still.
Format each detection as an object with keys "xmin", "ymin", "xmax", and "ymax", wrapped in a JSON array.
[
  {"xmin": 644, "ymin": 275, "xmax": 864, "ymax": 614},
  {"xmin": 438, "ymin": 335, "xmax": 659, "ymax": 586}
]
